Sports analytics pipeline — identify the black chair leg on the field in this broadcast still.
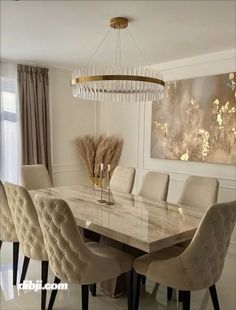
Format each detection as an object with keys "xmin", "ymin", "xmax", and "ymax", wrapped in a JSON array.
[
  {"xmin": 132, "ymin": 271, "xmax": 141, "ymax": 310},
  {"xmin": 141, "ymin": 275, "xmax": 146, "ymax": 285},
  {"xmin": 0, "ymin": 240, "xmax": 2, "ymax": 250},
  {"xmin": 48, "ymin": 276, "xmax": 61, "ymax": 310},
  {"xmin": 89, "ymin": 284, "xmax": 96, "ymax": 296},
  {"xmin": 179, "ymin": 290, "xmax": 183, "ymax": 302},
  {"xmin": 167, "ymin": 287, "xmax": 173, "ymax": 301},
  {"xmin": 20, "ymin": 256, "xmax": 30, "ymax": 283},
  {"xmin": 41, "ymin": 261, "xmax": 49, "ymax": 310},
  {"xmin": 13, "ymin": 242, "xmax": 19, "ymax": 285},
  {"xmin": 81, "ymin": 284, "xmax": 89, "ymax": 310},
  {"xmin": 126, "ymin": 269, "xmax": 133, "ymax": 310},
  {"xmin": 182, "ymin": 290, "xmax": 191, "ymax": 310},
  {"xmin": 209, "ymin": 285, "xmax": 220, "ymax": 310}
]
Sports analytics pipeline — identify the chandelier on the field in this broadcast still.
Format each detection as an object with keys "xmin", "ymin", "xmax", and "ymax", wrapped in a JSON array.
[{"xmin": 71, "ymin": 17, "xmax": 165, "ymax": 102}]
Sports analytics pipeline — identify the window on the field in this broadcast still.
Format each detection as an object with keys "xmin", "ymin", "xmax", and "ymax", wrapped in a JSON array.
[{"xmin": 0, "ymin": 63, "xmax": 21, "ymax": 183}]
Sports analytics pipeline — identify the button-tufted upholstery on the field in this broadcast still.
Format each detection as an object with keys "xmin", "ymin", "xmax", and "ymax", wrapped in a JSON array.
[
  {"xmin": 110, "ymin": 166, "xmax": 136, "ymax": 194},
  {"xmin": 178, "ymin": 175, "xmax": 219, "ymax": 209},
  {"xmin": 134, "ymin": 200, "xmax": 236, "ymax": 291},
  {"xmin": 21, "ymin": 164, "xmax": 52, "ymax": 190},
  {"xmin": 0, "ymin": 181, "xmax": 18, "ymax": 242},
  {"xmin": 4, "ymin": 182, "xmax": 48, "ymax": 261},
  {"xmin": 0, "ymin": 181, "xmax": 20, "ymax": 286},
  {"xmin": 35, "ymin": 196, "xmax": 133, "ymax": 285},
  {"xmin": 139, "ymin": 172, "xmax": 170, "ymax": 201}
]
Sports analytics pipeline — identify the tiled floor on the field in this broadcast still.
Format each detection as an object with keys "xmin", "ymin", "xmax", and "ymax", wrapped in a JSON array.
[{"xmin": 1, "ymin": 242, "xmax": 236, "ymax": 310}]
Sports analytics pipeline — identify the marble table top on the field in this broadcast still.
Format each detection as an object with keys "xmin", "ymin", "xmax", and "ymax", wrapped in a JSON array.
[{"xmin": 30, "ymin": 185, "xmax": 203, "ymax": 253}]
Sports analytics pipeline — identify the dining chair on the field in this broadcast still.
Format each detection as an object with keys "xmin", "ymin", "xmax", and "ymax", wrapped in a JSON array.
[
  {"xmin": 35, "ymin": 196, "xmax": 134, "ymax": 310},
  {"xmin": 138, "ymin": 171, "xmax": 170, "ymax": 286},
  {"xmin": 4, "ymin": 182, "xmax": 49, "ymax": 310},
  {"xmin": 178, "ymin": 175, "xmax": 219, "ymax": 209},
  {"xmin": 133, "ymin": 200, "xmax": 236, "ymax": 310},
  {"xmin": 0, "ymin": 181, "xmax": 19, "ymax": 285},
  {"xmin": 166, "ymin": 175, "xmax": 219, "ymax": 302},
  {"xmin": 175, "ymin": 175, "xmax": 219, "ymax": 249},
  {"xmin": 139, "ymin": 171, "xmax": 170, "ymax": 201},
  {"xmin": 110, "ymin": 166, "xmax": 136, "ymax": 194},
  {"xmin": 21, "ymin": 164, "xmax": 52, "ymax": 190}
]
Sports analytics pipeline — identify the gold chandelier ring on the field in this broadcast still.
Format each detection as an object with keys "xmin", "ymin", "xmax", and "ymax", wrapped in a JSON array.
[{"xmin": 71, "ymin": 75, "xmax": 165, "ymax": 86}]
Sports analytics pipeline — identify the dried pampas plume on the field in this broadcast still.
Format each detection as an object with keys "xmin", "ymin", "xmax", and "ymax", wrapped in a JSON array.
[{"xmin": 74, "ymin": 134, "xmax": 123, "ymax": 177}]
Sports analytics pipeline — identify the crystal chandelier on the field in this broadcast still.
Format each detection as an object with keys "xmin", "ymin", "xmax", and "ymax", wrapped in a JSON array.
[{"xmin": 71, "ymin": 17, "xmax": 165, "ymax": 102}]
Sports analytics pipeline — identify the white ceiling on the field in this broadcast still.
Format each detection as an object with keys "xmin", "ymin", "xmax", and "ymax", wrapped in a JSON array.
[{"xmin": 1, "ymin": 1, "xmax": 236, "ymax": 69}]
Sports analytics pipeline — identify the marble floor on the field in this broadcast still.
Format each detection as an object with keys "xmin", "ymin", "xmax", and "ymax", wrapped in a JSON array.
[{"xmin": 0, "ymin": 242, "xmax": 235, "ymax": 310}]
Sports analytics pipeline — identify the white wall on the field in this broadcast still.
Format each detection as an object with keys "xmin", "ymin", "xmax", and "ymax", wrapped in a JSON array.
[
  {"xmin": 49, "ymin": 68, "xmax": 98, "ymax": 186},
  {"xmin": 99, "ymin": 49, "xmax": 236, "ymax": 253}
]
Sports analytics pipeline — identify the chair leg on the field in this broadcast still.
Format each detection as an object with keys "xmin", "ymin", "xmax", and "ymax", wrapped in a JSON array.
[
  {"xmin": 13, "ymin": 242, "xmax": 19, "ymax": 285},
  {"xmin": 182, "ymin": 290, "xmax": 191, "ymax": 310},
  {"xmin": 141, "ymin": 275, "xmax": 146, "ymax": 285},
  {"xmin": 126, "ymin": 269, "xmax": 133, "ymax": 310},
  {"xmin": 209, "ymin": 285, "xmax": 220, "ymax": 310},
  {"xmin": 20, "ymin": 256, "xmax": 30, "ymax": 283},
  {"xmin": 48, "ymin": 276, "xmax": 61, "ymax": 310},
  {"xmin": 81, "ymin": 284, "xmax": 89, "ymax": 310},
  {"xmin": 179, "ymin": 290, "xmax": 183, "ymax": 302},
  {"xmin": 0, "ymin": 240, "xmax": 2, "ymax": 250},
  {"xmin": 167, "ymin": 287, "xmax": 173, "ymax": 301},
  {"xmin": 132, "ymin": 271, "xmax": 141, "ymax": 310},
  {"xmin": 89, "ymin": 284, "xmax": 96, "ymax": 296},
  {"xmin": 41, "ymin": 261, "xmax": 48, "ymax": 310}
]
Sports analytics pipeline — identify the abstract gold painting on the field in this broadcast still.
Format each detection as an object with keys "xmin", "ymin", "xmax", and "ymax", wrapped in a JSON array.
[{"xmin": 151, "ymin": 72, "xmax": 236, "ymax": 164}]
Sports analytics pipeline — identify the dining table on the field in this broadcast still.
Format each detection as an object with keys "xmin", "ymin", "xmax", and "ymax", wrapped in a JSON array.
[{"xmin": 30, "ymin": 184, "xmax": 203, "ymax": 254}]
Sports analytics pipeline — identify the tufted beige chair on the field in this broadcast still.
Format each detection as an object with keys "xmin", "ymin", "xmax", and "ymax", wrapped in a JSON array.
[
  {"xmin": 21, "ymin": 164, "xmax": 52, "ymax": 190},
  {"xmin": 0, "ymin": 181, "xmax": 19, "ymax": 285},
  {"xmin": 35, "ymin": 196, "xmax": 134, "ymax": 310},
  {"xmin": 4, "ymin": 182, "xmax": 49, "ymax": 310},
  {"xmin": 138, "ymin": 172, "xmax": 170, "ymax": 287},
  {"xmin": 175, "ymin": 175, "xmax": 220, "ymax": 261},
  {"xmin": 163, "ymin": 175, "xmax": 220, "ymax": 303},
  {"xmin": 139, "ymin": 172, "xmax": 170, "ymax": 201},
  {"xmin": 110, "ymin": 166, "xmax": 136, "ymax": 194},
  {"xmin": 178, "ymin": 175, "xmax": 219, "ymax": 209},
  {"xmin": 133, "ymin": 200, "xmax": 236, "ymax": 310}
]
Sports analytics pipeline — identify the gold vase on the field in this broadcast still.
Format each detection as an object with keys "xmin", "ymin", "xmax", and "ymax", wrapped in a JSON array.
[{"xmin": 90, "ymin": 176, "xmax": 102, "ymax": 188}]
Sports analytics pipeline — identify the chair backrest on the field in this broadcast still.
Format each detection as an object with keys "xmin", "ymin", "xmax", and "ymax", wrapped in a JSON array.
[
  {"xmin": 181, "ymin": 200, "xmax": 236, "ymax": 289},
  {"xmin": 35, "ymin": 196, "xmax": 95, "ymax": 283},
  {"xmin": 110, "ymin": 166, "xmax": 136, "ymax": 194},
  {"xmin": 178, "ymin": 175, "xmax": 219, "ymax": 209},
  {"xmin": 139, "ymin": 172, "xmax": 170, "ymax": 201},
  {"xmin": 21, "ymin": 164, "xmax": 52, "ymax": 190},
  {"xmin": 0, "ymin": 181, "xmax": 18, "ymax": 242},
  {"xmin": 4, "ymin": 182, "xmax": 47, "ymax": 260}
]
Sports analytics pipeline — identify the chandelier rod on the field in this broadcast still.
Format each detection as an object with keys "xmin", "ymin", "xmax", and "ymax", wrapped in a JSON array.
[
  {"xmin": 127, "ymin": 29, "xmax": 151, "ymax": 66},
  {"xmin": 85, "ymin": 19, "xmax": 151, "ymax": 69},
  {"xmin": 85, "ymin": 28, "xmax": 111, "ymax": 67},
  {"xmin": 115, "ymin": 29, "xmax": 123, "ymax": 67}
]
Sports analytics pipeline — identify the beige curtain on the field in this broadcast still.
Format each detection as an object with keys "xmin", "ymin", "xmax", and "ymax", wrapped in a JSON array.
[{"xmin": 17, "ymin": 65, "xmax": 52, "ymax": 176}]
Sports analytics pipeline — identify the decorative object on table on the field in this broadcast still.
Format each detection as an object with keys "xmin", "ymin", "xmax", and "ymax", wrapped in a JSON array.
[
  {"xmin": 71, "ymin": 17, "xmax": 165, "ymax": 102},
  {"xmin": 151, "ymin": 72, "xmax": 236, "ymax": 164},
  {"xmin": 107, "ymin": 164, "xmax": 114, "ymax": 206},
  {"xmin": 97, "ymin": 163, "xmax": 107, "ymax": 203},
  {"xmin": 74, "ymin": 134, "xmax": 123, "ymax": 187}
]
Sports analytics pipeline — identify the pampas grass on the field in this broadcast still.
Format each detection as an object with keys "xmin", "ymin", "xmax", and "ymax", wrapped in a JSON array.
[{"xmin": 74, "ymin": 134, "xmax": 123, "ymax": 177}]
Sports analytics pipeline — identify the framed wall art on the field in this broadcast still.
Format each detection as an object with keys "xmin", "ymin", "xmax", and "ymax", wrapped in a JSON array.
[{"xmin": 150, "ymin": 72, "xmax": 236, "ymax": 164}]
